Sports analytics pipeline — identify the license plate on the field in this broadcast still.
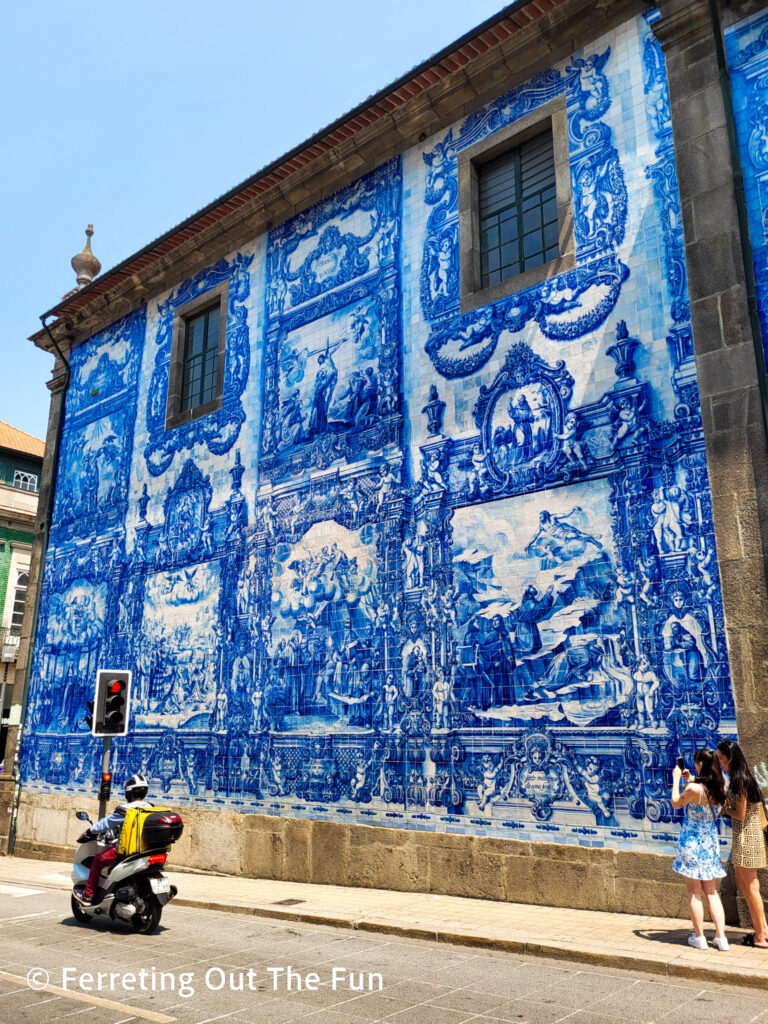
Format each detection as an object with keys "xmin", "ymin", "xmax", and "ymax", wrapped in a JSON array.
[{"xmin": 150, "ymin": 876, "xmax": 170, "ymax": 894}]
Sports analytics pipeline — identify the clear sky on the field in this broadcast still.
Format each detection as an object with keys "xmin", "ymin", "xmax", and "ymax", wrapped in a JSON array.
[{"xmin": 1, "ymin": 0, "xmax": 504, "ymax": 441}]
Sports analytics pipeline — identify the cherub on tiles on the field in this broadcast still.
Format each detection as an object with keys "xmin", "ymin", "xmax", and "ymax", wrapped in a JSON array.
[
  {"xmin": 632, "ymin": 654, "xmax": 661, "ymax": 729},
  {"xmin": 431, "ymin": 665, "xmax": 451, "ymax": 731},
  {"xmin": 476, "ymin": 753, "xmax": 502, "ymax": 811},
  {"xmin": 375, "ymin": 462, "xmax": 399, "ymax": 509},
  {"xmin": 461, "ymin": 442, "xmax": 493, "ymax": 500},
  {"xmin": 427, "ymin": 236, "xmax": 453, "ymax": 301},
  {"xmin": 421, "ymin": 450, "xmax": 447, "ymax": 494},
  {"xmin": 340, "ymin": 479, "xmax": 363, "ymax": 518},
  {"xmin": 638, "ymin": 555, "xmax": 659, "ymax": 606},
  {"xmin": 609, "ymin": 393, "xmax": 648, "ymax": 453},
  {"xmin": 440, "ymin": 581, "xmax": 459, "ymax": 629},
  {"xmin": 421, "ymin": 578, "xmax": 441, "ymax": 626},
  {"xmin": 687, "ymin": 544, "xmax": 716, "ymax": 601},
  {"xmin": 614, "ymin": 567, "xmax": 635, "ymax": 609},
  {"xmin": 554, "ymin": 411, "xmax": 592, "ymax": 472},
  {"xmin": 382, "ymin": 674, "xmax": 399, "ymax": 733}
]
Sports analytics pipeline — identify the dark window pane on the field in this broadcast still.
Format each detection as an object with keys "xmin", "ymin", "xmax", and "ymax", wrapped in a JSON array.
[
  {"xmin": 180, "ymin": 301, "xmax": 222, "ymax": 413},
  {"xmin": 543, "ymin": 222, "xmax": 559, "ymax": 249},
  {"xmin": 500, "ymin": 219, "xmax": 518, "ymax": 244},
  {"xmin": 501, "ymin": 242, "xmax": 518, "ymax": 266},
  {"xmin": 478, "ymin": 127, "xmax": 557, "ymax": 288},
  {"xmin": 524, "ymin": 232, "xmax": 543, "ymax": 258},
  {"xmin": 522, "ymin": 208, "xmax": 541, "ymax": 233}
]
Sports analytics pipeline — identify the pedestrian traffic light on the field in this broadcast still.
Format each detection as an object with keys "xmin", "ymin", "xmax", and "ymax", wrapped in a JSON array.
[{"xmin": 90, "ymin": 670, "xmax": 132, "ymax": 736}]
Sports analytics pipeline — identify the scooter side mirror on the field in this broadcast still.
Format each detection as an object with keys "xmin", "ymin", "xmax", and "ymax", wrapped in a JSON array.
[{"xmin": 75, "ymin": 811, "xmax": 91, "ymax": 822}]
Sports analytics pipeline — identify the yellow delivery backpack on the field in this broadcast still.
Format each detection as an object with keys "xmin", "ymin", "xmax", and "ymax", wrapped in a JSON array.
[{"xmin": 117, "ymin": 805, "xmax": 174, "ymax": 855}]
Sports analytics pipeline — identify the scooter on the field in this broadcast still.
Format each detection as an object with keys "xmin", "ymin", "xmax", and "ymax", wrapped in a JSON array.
[{"xmin": 70, "ymin": 810, "xmax": 180, "ymax": 934}]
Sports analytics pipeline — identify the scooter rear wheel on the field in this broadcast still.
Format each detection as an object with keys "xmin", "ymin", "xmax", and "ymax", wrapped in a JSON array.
[
  {"xmin": 131, "ymin": 897, "xmax": 161, "ymax": 934},
  {"xmin": 71, "ymin": 894, "xmax": 90, "ymax": 924}
]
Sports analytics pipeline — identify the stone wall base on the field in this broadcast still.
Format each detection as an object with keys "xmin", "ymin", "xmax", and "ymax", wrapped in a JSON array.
[{"xmin": 7, "ymin": 789, "xmax": 752, "ymax": 922}]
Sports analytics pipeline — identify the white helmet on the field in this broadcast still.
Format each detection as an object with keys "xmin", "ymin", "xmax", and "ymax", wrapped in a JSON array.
[{"xmin": 124, "ymin": 773, "xmax": 149, "ymax": 799}]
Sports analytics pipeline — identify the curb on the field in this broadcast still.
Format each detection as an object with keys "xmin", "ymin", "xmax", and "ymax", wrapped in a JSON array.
[
  {"xmin": 171, "ymin": 896, "xmax": 768, "ymax": 992},
  {"xmin": 2, "ymin": 873, "xmax": 765, "ymax": 993}
]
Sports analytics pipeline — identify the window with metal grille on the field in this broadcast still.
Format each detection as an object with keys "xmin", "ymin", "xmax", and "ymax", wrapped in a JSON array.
[
  {"xmin": 13, "ymin": 470, "xmax": 38, "ymax": 492},
  {"xmin": 11, "ymin": 570, "xmax": 28, "ymax": 630},
  {"xmin": 180, "ymin": 303, "xmax": 221, "ymax": 413},
  {"xmin": 478, "ymin": 128, "xmax": 558, "ymax": 289}
]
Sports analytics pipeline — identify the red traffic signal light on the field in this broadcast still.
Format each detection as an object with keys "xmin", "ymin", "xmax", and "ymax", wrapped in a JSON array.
[
  {"xmin": 99, "ymin": 772, "xmax": 112, "ymax": 801},
  {"xmin": 90, "ymin": 671, "xmax": 132, "ymax": 737}
]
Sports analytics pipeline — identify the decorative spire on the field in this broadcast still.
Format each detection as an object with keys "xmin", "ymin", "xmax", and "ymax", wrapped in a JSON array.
[
  {"xmin": 71, "ymin": 224, "xmax": 101, "ymax": 289},
  {"xmin": 606, "ymin": 320, "xmax": 639, "ymax": 380}
]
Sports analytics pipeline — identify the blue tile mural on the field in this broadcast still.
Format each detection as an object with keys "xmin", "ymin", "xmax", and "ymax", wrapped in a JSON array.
[
  {"xmin": 726, "ymin": 10, "xmax": 768, "ymax": 375},
  {"xmin": 21, "ymin": 12, "xmax": 737, "ymax": 855}
]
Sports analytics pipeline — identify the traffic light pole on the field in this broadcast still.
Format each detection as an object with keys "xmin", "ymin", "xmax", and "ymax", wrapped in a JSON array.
[{"xmin": 98, "ymin": 736, "xmax": 112, "ymax": 820}]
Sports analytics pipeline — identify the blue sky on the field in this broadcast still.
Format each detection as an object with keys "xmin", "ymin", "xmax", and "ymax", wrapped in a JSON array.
[{"xmin": 1, "ymin": 1, "xmax": 503, "ymax": 441}]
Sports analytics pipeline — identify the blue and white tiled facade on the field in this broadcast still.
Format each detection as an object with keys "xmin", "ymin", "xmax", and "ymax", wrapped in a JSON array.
[
  {"xmin": 22, "ymin": 11, "xmax": 739, "ymax": 857},
  {"xmin": 726, "ymin": 9, "xmax": 768, "ymax": 373}
]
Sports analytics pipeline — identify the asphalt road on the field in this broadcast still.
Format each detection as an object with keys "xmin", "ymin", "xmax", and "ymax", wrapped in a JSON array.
[{"xmin": 0, "ymin": 882, "xmax": 766, "ymax": 1024}]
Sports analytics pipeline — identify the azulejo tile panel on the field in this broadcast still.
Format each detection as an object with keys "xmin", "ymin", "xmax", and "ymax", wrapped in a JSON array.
[
  {"xmin": 726, "ymin": 10, "xmax": 768, "ymax": 374},
  {"xmin": 22, "ymin": 12, "xmax": 737, "ymax": 857}
]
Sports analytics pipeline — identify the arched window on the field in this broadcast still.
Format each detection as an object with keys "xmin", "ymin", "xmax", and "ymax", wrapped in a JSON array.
[{"xmin": 13, "ymin": 470, "xmax": 38, "ymax": 492}]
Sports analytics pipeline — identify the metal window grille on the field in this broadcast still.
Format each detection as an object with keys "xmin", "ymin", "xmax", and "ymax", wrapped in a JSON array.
[
  {"xmin": 478, "ymin": 128, "xmax": 558, "ymax": 288},
  {"xmin": 11, "ymin": 570, "xmax": 28, "ymax": 630},
  {"xmin": 180, "ymin": 303, "xmax": 221, "ymax": 413},
  {"xmin": 13, "ymin": 470, "xmax": 38, "ymax": 492}
]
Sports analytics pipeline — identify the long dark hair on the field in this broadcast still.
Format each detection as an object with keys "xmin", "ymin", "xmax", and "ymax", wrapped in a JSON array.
[
  {"xmin": 694, "ymin": 748, "xmax": 726, "ymax": 805},
  {"xmin": 717, "ymin": 739, "xmax": 762, "ymax": 803}
]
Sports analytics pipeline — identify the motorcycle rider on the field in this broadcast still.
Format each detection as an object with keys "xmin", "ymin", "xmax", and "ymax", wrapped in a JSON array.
[{"xmin": 78, "ymin": 773, "xmax": 153, "ymax": 905}]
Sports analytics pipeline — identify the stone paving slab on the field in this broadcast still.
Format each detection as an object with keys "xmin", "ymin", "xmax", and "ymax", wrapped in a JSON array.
[{"xmin": 2, "ymin": 854, "xmax": 767, "ymax": 991}]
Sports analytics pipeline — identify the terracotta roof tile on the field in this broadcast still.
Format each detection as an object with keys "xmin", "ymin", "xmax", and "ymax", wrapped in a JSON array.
[{"xmin": 0, "ymin": 421, "xmax": 45, "ymax": 459}]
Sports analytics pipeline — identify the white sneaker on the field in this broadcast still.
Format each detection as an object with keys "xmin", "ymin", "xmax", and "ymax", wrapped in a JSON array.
[
  {"xmin": 688, "ymin": 934, "xmax": 708, "ymax": 950},
  {"xmin": 712, "ymin": 936, "xmax": 729, "ymax": 951}
]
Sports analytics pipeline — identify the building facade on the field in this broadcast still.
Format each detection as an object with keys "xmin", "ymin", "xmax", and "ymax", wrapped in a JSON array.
[
  {"xmin": 6, "ymin": 0, "xmax": 768, "ymax": 916},
  {"xmin": 0, "ymin": 422, "xmax": 44, "ymax": 764}
]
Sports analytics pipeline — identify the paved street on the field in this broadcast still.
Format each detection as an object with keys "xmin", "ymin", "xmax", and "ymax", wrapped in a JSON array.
[{"xmin": 1, "ymin": 882, "xmax": 767, "ymax": 1024}]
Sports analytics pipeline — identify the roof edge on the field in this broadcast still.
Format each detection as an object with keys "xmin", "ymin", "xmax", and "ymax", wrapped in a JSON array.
[{"xmin": 36, "ymin": 0, "xmax": 536, "ymax": 324}]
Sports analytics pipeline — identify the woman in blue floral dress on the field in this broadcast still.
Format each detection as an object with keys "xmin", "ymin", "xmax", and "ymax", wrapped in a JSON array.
[{"xmin": 671, "ymin": 748, "xmax": 728, "ymax": 951}]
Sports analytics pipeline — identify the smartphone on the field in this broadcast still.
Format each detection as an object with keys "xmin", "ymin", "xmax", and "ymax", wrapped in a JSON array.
[{"xmin": 676, "ymin": 756, "xmax": 685, "ymax": 770}]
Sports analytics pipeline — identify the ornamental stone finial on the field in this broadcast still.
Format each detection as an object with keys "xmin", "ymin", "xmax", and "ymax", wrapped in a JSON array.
[{"xmin": 71, "ymin": 224, "xmax": 102, "ymax": 289}]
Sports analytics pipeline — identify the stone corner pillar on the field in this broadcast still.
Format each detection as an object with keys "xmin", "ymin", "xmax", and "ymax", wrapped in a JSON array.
[{"xmin": 654, "ymin": 0, "xmax": 768, "ymax": 925}]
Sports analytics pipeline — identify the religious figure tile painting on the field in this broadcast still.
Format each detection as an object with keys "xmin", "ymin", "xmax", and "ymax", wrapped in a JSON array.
[{"xmin": 21, "ymin": 12, "xmax": 739, "ymax": 857}]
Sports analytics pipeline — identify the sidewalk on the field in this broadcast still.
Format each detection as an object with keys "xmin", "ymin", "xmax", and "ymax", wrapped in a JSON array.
[{"xmin": 2, "ymin": 854, "xmax": 768, "ymax": 991}]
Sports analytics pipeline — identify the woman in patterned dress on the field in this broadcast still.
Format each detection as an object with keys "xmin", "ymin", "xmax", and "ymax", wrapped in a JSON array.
[
  {"xmin": 717, "ymin": 739, "xmax": 768, "ymax": 948},
  {"xmin": 671, "ymin": 748, "xmax": 729, "ymax": 951}
]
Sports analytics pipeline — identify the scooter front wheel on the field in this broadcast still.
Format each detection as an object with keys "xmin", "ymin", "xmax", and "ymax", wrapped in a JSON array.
[
  {"xmin": 131, "ymin": 897, "xmax": 162, "ymax": 934},
  {"xmin": 71, "ymin": 894, "xmax": 90, "ymax": 924}
]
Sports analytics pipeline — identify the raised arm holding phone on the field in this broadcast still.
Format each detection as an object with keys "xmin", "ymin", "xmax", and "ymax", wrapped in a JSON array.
[{"xmin": 670, "ymin": 749, "xmax": 729, "ymax": 951}]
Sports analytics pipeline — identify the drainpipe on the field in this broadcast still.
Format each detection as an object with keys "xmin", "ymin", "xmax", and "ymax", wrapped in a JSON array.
[
  {"xmin": 707, "ymin": 0, "xmax": 768, "ymax": 442},
  {"xmin": 6, "ymin": 315, "xmax": 71, "ymax": 854}
]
